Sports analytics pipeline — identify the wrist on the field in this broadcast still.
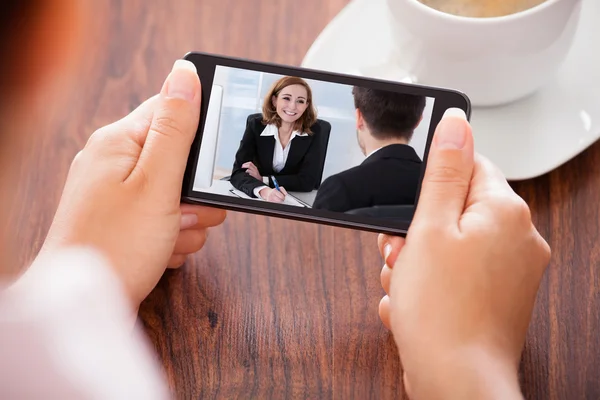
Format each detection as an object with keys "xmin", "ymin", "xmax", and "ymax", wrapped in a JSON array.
[
  {"xmin": 252, "ymin": 185, "xmax": 269, "ymax": 199},
  {"xmin": 258, "ymin": 187, "xmax": 270, "ymax": 199},
  {"xmin": 405, "ymin": 345, "xmax": 522, "ymax": 400}
]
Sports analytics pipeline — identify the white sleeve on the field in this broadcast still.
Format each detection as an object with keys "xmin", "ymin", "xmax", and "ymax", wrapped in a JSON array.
[
  {"xmin": 0, "ymin": 247, "xmax": 170, "ymax": 400},
  {"xmin": 253, "ymin": 185, "xmax": 269, "ymax": 198}
]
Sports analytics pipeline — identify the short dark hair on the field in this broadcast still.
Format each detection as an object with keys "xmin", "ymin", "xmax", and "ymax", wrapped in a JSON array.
[{"xmin": 352, "ymin": 86, "xmax": 426, "ymax": 142}]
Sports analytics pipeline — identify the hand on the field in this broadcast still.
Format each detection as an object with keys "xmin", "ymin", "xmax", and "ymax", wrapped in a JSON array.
[
  {"xmin": 377, "ymin": 109, "xmax": 550, "ymax": 399},
  {"xmin": 40, "ymin": 60, "xmax": 226, "ymax": 309},
  {"xmin": 242, "ymin": 161, "xmax": 262, "ymax": 181},
  {"xmin": 258, "ymin": 187, "xmax": 288, "ymax": 202}
]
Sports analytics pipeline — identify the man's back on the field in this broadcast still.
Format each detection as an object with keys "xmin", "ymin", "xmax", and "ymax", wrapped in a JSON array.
[{"xmin": 312, "ymin": 144, "xmax": 423, "ymax": 213}]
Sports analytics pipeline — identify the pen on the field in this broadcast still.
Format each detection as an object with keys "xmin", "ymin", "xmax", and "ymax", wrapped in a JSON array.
[{"xmin": 271, "ymin": 175, "xmax": 281, "ymax": 192}]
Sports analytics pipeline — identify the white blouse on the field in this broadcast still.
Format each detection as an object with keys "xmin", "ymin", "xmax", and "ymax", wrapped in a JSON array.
[{"xmin": 253, "ymin": 124, "xmax": 308, "ymax": 198}]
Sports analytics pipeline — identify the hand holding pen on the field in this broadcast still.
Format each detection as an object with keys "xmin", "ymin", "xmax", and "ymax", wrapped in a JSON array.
[{"xmin": 258, "ymin": 176, "xmax": 288, "ymax": 202}]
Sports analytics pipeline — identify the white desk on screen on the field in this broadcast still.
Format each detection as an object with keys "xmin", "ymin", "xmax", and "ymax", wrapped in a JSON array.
[{"xmin": 200, "ymin": 179, "xmax": 318, "ymax": 207}]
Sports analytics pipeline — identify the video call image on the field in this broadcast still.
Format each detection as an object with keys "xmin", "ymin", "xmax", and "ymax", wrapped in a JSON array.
[{"xmin": 193, "ymin": 66, "xmax": 435, "ymax": 221}]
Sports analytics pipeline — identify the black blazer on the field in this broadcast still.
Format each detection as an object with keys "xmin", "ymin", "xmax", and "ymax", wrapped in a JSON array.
[
  {"xmin": 312, "ymin": 144, "xmax": 423, "ymax": 213},
  {"xmin": 230, "ymin": 114, "xmax": 325, "ymax": 197}
]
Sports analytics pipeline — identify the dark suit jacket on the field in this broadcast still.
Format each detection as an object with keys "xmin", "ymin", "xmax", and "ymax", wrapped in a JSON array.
[
  {"xmin": 230, "ymin": 114, "xmax": 325, "ymax": 197},
  {"xmin": 312, "ymin": 144, "xmax": 423, "ymax": 212}
]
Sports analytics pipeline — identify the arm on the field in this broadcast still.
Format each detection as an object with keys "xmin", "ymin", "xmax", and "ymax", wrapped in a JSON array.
[
  {"xmin": 271, "ymin": 133, "xmax": 324, "ymax": 192},
  {"xmin": 252, "ymin": 180, "xmax": 269, "ymax": 199},
  {"xmin": 0, "ymin": 248, "xmax": 170, "ymax": 399},
  {"xmin": 404, "ymin": 345, "xmax": 523, "ymax": 400},
  {"xmin": 312, "ymin": 175, "xmax": 353, "ymax": 212},
  {"xmin": 230, "ymin": 116, "xmax": 266, "ymax": 197}
]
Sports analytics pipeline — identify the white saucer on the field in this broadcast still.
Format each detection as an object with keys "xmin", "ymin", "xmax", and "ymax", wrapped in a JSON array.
[{"xmin": 302, "ymin": 0, "xmax": 600, "ymax": 181}]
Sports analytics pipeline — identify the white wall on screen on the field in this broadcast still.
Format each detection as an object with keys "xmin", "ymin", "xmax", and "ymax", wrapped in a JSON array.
[{"xmin": 193, "ymin": 85, "xmax": 223, "ymax": 190}]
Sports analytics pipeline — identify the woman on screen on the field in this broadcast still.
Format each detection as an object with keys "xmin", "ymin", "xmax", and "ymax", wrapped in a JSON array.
[{"xmin": 229, "ymin": 76, "xmax": 326, "ymax": 203}]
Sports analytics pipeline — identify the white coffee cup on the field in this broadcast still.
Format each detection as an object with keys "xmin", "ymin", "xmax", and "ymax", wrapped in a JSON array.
[{"xmin": 385, "ymin": 0, "xmax": 583, "ymax": 107}]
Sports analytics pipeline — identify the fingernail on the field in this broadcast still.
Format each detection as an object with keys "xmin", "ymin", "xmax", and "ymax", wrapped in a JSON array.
[
  {"xmin": 180, "ymin": 213, "xmax": 198, "ymax": 230},
  {"xmin": 436, "ymin": 108, "xmax": 468, "ymax": 149},
  {"xmin": 384, "ymin": 244, "xmax": 392, "ymax": 261},
  {"xmin": 443, "ymin": 107, "xmax": 467, "ymax": 120},
  {"xmin": 164, "ymin": 59, "xmax": 198, "ymax": 102}
]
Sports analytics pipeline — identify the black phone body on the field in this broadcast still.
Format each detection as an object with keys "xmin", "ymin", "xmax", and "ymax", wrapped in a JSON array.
[{"xmin": 181, "ymin": 52, "xmax": 471, "ymax": 235}]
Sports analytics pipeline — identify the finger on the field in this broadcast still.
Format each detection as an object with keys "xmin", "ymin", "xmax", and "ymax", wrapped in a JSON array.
[
  {"xmin": 180, "ymin": 204, "xmax": 226, "ymax": 229},
  {"xmin": 272, "ymin": 191, "xmax": 285, "ymax": 201},
  {"xmin": 280, "ymin": 187, "xmax": 288, "ymax": 195},
  {"xmin": 116, "ymin": 95, "xmax": 159, "ymax": 127},
  {"xmin": 78, "ymin": 96, "xmax": 161, "ymax": 183},
  {"xmin": 180, "ymin": 213, "xmax": 199, "ymax": 230},
  {"xmin": 381, "ymin": 264, "xmax": 392, "ymax": 294},
  {"xmin": 473, "ymin": 153, "xmax": 511, "ymax": 189},
  {"xmin": 377, "ymin": 235, "xmax": 405, "ymax": 268},
  {"xmin": 377, "ymin": 234, "xmax": 389, "ymax": 254},
  {"xmin": 84, "ymin": 95, "xmax": 159, "ymax": 153},
  {"xmin": 266, "ymin": 190, "xmax": 279, "ymax": 201},
  {"xmin": 460, "ymin": 154, "xmax": 530, "ymax": 229},
  {"xmin": 116, "ymin": 95, "xmax": 161, "ymax": 148},
  {"xmin": 379, "ymin": 295, "xmax": 391, "ymax": 330},
  {"xmin": 167, "ymin": 254, "xmax": 188, "ymax": 269},
  {"xmin": 270, "ymin": 193, "xmax": 284, "ymax": 203},
  {"xmin": 413, "ymin": 108, "xmax": 474, "ymax": 229},
  {"xmin": 467, "ymin": 153, "xmax": 516, "ymax": 204},
  {"xmin": 173, "ymin": 229, "xmax": 208, "ymax": 254},
  {"xmin": 130, "ymin": 59, "xmax": 201, "ymax": 196}
]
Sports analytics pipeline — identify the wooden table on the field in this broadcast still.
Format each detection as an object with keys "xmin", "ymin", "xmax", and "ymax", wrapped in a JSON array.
[{"xmin": 13, "ymin": 1, "xmax": 600, "ymax": 399}]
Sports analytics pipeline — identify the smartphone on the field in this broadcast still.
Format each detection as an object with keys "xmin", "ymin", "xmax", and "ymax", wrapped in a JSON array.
[{"xmin": 181, "ymin": 52, "xmax": 471, "ymax": 236}]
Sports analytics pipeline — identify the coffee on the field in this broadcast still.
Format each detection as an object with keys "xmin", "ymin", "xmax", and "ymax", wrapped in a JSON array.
[{"xmin": 418, "ymin": 0, "xmax": 547, "ymax": 18}]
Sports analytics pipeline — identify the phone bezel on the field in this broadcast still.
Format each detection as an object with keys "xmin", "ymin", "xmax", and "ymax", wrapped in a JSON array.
[{"xmin": 181, "ymin": 51, "xmax": 471, "ymax": 235}]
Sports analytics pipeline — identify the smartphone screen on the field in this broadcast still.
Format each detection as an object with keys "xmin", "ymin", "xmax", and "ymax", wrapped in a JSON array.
[{"xmin": 182, "ymin": 52, "xmax": 470, "ymax": 235}]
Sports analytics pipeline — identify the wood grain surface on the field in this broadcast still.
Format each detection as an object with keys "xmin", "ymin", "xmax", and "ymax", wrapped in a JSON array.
[{"xmin": 9, "ymin": 0, "xmax": 600, "ymax": 399}]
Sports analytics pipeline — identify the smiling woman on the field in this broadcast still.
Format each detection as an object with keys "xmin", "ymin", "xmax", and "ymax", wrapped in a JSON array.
[
  {"xmin": 261, "ymin": 76, "xmax": 317, "ymax": 134},
  {"xmin": 229, "ymin": 76, "xmax": 328, "ymax": 202}
]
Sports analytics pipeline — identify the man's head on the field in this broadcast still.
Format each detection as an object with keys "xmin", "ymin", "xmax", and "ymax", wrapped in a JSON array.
[{"xmin": 352, "ymin": 86, "xmax": 426, "ymax": 156}]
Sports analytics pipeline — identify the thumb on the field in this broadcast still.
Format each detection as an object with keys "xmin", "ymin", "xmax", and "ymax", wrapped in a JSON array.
[
  {"xmin": 413, "ymin": 108, "xmax": 474, "ymax": 229},
  {"xmin": 133, "ymin": 59, "xmax": 201, "ymax": 196}
]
